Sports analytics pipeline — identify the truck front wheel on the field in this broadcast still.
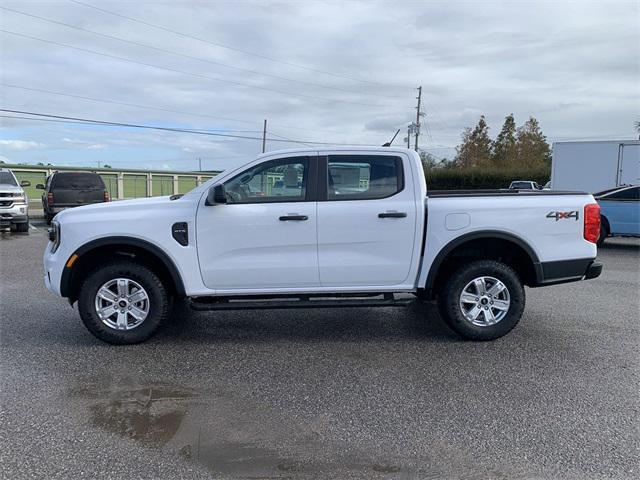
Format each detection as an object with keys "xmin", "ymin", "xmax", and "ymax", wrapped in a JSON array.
[
  {"xmin": 77, "ymin": 261, "xmax": 170, "ymax": 344},
  {"xmin": 437, "ymin": 260, "xmax": 525, "ymax": 341}
]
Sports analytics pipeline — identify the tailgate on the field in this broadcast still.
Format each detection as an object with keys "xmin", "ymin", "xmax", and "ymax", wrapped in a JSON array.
[{"xmin": 53, "ymin": 188, "xmax": 104, "ymax": 207}]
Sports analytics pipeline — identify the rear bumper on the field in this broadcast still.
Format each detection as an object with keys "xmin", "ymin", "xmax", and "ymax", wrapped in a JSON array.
[
  {"xmin": 585, "ymin": 261, "xmax": 603, "ymax": 280},
  {"xmin": 534, "ymin": 258, "xmax": 602, "ymax": 286}
]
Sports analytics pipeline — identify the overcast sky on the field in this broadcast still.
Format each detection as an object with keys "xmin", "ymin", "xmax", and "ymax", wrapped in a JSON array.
[{"xmin": 1, "ymin": 0, "xmax": 638, "ymax": 172}]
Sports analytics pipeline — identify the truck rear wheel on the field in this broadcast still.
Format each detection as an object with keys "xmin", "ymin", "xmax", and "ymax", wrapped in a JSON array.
[
  {"xmin": 437, "ymin": 260, "xmax": 525, "ymax": 341},
  {"xmin": 77, "ymin": 261, "xmax": 170, "ymax": 344}
]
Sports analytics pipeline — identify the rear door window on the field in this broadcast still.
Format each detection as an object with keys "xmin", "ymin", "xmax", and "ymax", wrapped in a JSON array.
[
  {"xmin": 326, "ymin": 155, "xmax": 403, "ymax": 200},
  {"xmin": 51, "ymin": 173, "xmax": 105, "ymax": 190}
]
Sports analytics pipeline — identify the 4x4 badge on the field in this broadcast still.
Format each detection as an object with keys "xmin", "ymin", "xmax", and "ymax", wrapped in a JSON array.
[{"xmin": 547, "ymin": 210, "xmax": 579, "ymax": 221}]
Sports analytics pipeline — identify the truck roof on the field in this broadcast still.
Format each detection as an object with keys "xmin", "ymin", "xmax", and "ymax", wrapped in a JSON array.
[{"xmin": 254, "ymin": 146, "xmax": 417, "ymax": 159}]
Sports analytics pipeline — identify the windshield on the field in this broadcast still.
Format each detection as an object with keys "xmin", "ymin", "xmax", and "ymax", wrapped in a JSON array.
[
  {"xmin": 0, "ymin": 172, "xmax": 18, "ymax": 186},
  {"xmin": 51, "ymin": 173, "xmax": 105, "ymax": 190}
]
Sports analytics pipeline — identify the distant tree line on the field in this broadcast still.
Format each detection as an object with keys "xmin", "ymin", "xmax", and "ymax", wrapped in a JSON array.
[
  {"xmin": 420, "ymin": 114, "xmax": 552, "ymax": 189},
  {"xmin": 421, "ymin": 114, "xmax": 552, "ymax": 172}
]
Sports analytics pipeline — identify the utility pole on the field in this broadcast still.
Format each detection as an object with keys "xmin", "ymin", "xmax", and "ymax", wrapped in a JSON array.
[
  {"xmin": 407, "ymin": 125, "xmax": 411, "ymax": 148},
  {"xmin": 414, "ymin": 86, "xmax": 422, "ymax": 152},
  {"xmin": 262, "ymin": 119, "xmax": 267, "ymax": 153},
  {"xmin": 198, "ymin": 157, "xmax": 202, "ymax": 171}
]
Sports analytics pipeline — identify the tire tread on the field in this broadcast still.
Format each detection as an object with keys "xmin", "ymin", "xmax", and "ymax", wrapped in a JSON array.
[
  {"xmin": 77, "ymin": 260, "xmax": 170, "ymax": 344},
  {"xmin": 437, "ymin": 259, "xmax": 525, "ymax": 341}
]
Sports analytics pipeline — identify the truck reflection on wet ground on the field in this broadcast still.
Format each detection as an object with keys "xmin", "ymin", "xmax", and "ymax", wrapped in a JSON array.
[{"xmin": 72, "ymin": 380, "xmax": 433, "ymax": 479}]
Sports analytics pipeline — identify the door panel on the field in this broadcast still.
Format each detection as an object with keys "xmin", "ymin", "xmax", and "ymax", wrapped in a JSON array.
[
  {"xmin": 197, "ymin": 202, "xmax": 318, "ymax": 289},
  {"xmin": 196, "ymin": 155, "xmax": 319, "ymax": 291},
  {"xmin": 600, "ymin": 187, "xmax": 640, "ymax": 235},
  {"xmin": 601, "ymin": 202, "xmax": 640, "ymax": 235},
  {"xmin": 317, "ymin": 154, "xmax": 417, "ymax": 287}
]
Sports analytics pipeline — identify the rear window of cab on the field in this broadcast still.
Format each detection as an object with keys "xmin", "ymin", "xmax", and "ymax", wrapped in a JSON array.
[{"xmin": 51, "ymin": 173, "xmax": 106, "ymax": 190}]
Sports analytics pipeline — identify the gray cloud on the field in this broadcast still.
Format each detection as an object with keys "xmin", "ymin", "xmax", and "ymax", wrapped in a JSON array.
[{"xmin": 0, "ymin": 0, "xmax": 638, "ymax": 171}]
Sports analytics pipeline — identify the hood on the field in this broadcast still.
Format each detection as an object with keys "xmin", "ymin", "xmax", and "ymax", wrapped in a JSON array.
[
  {"xmin": 0, "ymin": 184, "xmax": 24, "ymax": 194},
  {"xmin": 54, "ymin": 195, "xmax": 177, "ymax": 222}
]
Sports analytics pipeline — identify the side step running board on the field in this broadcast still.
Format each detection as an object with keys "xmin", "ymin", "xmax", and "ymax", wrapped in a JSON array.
[{"xmin": 190, "ymin": 294, "xmax": 414, "ymax": 311}]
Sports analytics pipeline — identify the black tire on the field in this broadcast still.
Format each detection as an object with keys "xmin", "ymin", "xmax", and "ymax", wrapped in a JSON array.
[
  {"xmin": 597, "ymin": 217, "xmax": 609, "ymax": 247},
  {"xmin": 15, "ymin": 221, "xmax": 29, "ymax": 233},
  {"xmin": 77, "ymin": 261, "xmax": 170, "ymax": 344},
  {"xmin": 437, "ymin": 260, "xmax": 525, "ymax": 341}
]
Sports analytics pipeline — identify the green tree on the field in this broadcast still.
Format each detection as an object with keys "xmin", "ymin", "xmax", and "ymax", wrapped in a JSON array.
[
  {"xmin": 492, "ymin": 114, "xmax": 517, "ymax": 167},
  {"xmin": 515, "ymin": 116, "xmax": 551, "ymax": 168},
  {"xmin": 455, "ymin": 115, "xmax": 492, "ymax": 168},
  {"xmin": 103, "ymin": 164, "xmax": 112, "ymax": 168},
  {"xmin": 419, "ymin": 151, "xmax": 438, "ymax": 169}
]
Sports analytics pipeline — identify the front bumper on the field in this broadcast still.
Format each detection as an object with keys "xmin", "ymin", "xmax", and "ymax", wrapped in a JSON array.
[
  {"xmin": 0, "ymin": 203, "xmax": 28, "ymax": 226},
  {"xmin": 43, "ymin": 240, "xmax": 63, "ymax": 296}
]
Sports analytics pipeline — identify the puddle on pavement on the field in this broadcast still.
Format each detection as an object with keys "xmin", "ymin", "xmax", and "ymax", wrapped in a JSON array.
[
  {"xmin": 73, "ymin": 380, "xmax": 430, "ymax": 478},
  {"xmin": 85, "ymin": 385, "xmax": 194, "ymax": 448},
  {"xmin": 73, "ymin": 381, "xmax": 309, "ymax": 478}
]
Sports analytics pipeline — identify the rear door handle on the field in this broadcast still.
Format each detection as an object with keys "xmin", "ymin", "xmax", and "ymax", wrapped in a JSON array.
[
  {"xmin": 378, "ymin": 212, "xmax": 407, "ymax": 218},
  {"xmin": 279, "ymin": 215, "xmax": 308, "ymax": 221}
]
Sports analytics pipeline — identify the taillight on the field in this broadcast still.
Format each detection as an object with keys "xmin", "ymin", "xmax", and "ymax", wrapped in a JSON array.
[
  {"xmin": 47, "ymin": 192, "xmax": 54, "ymax": 206},
  {"xmin": 104, "ymin": 191, "xmax": 110, "ymax": 202},
  {"xmin": 584, "ymin": 203, "xmax": 601, "ymax": 244}
]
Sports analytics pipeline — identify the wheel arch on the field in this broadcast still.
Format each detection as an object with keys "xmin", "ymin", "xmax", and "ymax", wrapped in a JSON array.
[
  {"xmin": 422, "ymin": 230, "xmax": 542, "ymax": 298},
  {"xmin": 60, "ymin": 236, "xmax": 186, "ymax": 303}
]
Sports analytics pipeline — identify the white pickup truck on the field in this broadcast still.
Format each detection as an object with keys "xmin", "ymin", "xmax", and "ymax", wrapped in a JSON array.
[{"xmin": 43, "ymin": 147, "xmax": 603, "ymax": 344}]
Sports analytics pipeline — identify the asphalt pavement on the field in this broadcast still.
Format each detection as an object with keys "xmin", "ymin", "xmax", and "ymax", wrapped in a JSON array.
[{"xmin": 1, "ymin": 226, "xmax": 638, "ymax": 479}]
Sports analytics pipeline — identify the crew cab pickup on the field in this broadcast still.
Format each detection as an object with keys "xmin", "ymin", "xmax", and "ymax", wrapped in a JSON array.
[{"xmin": 43, "ymin": 147, "xmax": 603, "ymax": 344}]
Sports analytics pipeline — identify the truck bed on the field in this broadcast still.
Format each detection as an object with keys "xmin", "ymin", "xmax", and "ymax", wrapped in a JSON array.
[{"xmin": 428, "ymin": 189, "xmax": 586, "ymax": 197}]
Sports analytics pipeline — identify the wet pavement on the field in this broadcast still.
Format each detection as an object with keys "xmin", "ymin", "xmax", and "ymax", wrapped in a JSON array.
[{"xmin": 1, "ymin": 227, "xmax": 639, "ymax": 479}]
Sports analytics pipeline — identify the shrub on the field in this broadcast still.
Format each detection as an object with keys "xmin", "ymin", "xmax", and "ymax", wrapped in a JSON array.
[{"xmin": 424, "ymin": 165, "xmax": 550, "ymax": 190}]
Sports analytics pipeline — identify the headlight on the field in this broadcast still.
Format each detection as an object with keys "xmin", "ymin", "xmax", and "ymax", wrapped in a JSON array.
[{"xmin": 48, "ymin": 221, "xmax": 61, "ymax": 253}]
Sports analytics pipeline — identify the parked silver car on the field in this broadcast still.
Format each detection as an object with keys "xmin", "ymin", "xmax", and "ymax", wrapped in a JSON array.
[{"xmin": 0, "ymin": 168, "xmax": 30, "ymax": 232}]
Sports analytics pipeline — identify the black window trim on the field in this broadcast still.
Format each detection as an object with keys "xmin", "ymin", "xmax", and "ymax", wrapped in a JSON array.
[
  {"xmin": 598, "ymin": 185, "xmax": 639, "ymax": 202},
  {"xmin": 221, "ymin": 155, "xmax": 318, "ymax": 205},
  {"xmin": 317, "ymin": 154, "xmax": 405, "ymax": 202}
]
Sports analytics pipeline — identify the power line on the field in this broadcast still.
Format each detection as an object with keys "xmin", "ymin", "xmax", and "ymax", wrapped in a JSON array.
[
  {"xmin": 0, "ymin": 6, "xmax": 407, "ymax": 100},
  {"xmin": 0, "ymin": 112, "xmax": 270, "ymax": 139},
  {"xmin": 267, "ymin": 130, "xmax": 315, "ymax": 148},
  {"xmin": 0, "ymin": 109, "xmax": 375, "ymax": 146},
  {"xmin": 1, "ymin": 84, "xmax": 272, "ymax": 130},
  {"xmin": 69, "ymin": 0, "xmax": 413, "ymax": 90},
  {"xmin": 0, "ymin": 83, "xmax": 371, "ymax": 136},
  {"xmin": 0, "ymin": 29, "xmax": 401, "ymax": 109}
]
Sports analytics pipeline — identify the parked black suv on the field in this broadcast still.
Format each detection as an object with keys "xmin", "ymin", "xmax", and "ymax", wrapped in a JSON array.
[{"xmin": 37, "ymin": 172, "xmax": 110, "ymax": 224}]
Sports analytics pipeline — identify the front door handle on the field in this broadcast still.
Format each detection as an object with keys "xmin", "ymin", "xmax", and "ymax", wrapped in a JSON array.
[
  {"xmin": 279, "ymin": 215, "xmax": 308, "ymax": 221},
  {"xmin": 378, "ymin": 212, "xmax": 407, "ymax": 218}
]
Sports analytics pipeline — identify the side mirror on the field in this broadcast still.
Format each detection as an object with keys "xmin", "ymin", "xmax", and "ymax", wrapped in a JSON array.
[
  {"xmin": 35, "ymin": 184, "xmax": 45, "ymax": 190},
  {"xmin": 20, "ymin": 180, "xmax": 31, "ymax": 187},
  {"xmin": 206, "ymin": 184, "xmax": 227, "ymax": 205}
]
